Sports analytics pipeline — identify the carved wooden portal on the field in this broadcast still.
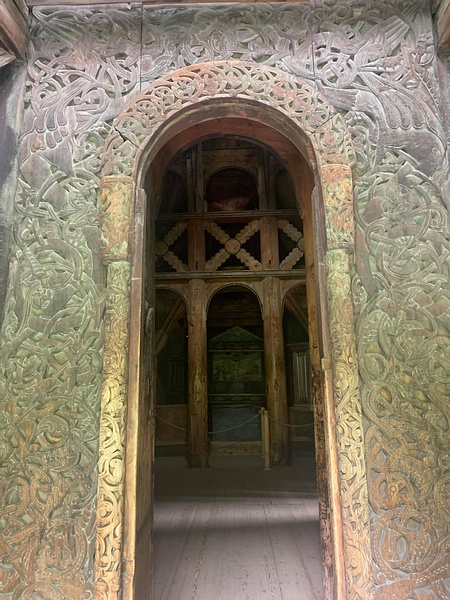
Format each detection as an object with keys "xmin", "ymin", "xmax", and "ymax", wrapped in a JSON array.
[{"xmin": 96, "ymin": 62, "xmax": 373, "ymax": 600}]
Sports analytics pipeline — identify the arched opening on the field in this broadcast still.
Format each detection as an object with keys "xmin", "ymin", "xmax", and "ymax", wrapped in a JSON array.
[
  {"xmin": 151, "ymin": 134, "xmax": 324, "ymax": 599},
  {"xmin": 97, "ymin": 62, "xmax": 372, "ymax": 600},
  {"xmin": 205, "ymin": 168, "xmax": 258, "ymax": 212}
]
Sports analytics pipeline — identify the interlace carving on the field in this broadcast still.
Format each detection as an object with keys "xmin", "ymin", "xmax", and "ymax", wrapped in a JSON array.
[{"xmin": 1, "ymin": 2, "xmax": 449, "ymax": 598}]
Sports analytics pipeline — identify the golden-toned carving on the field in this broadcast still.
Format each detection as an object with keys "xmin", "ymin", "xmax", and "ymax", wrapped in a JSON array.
[
  {"xmin": 277, "ymin": 219, "xmax": 304, "ymax": 270},
  {"xmin": 155, "ymin": 216, "xmax": 308, "ymax": 274},
  {"xmin": 204, "ymin": 219, "xmax": 262, "ymax": 271},
  {"xmin": 94, "ymin": 260, "xmax": 130, "ymax": 598},
  {"xmin": 321, "ymin": 164, "xmax": 354, "ymax": 251},
  {"xmin": 99, "ymin": 60, "xmax": 367, "ymax": 597},
  {"xmin": 99, "ymin": 176, "xmax": 134, "ymax": 262},
  {"xmin": 154, "ymin": 221, "xmax": 188, "ymax": 272},
  {"xmin": 326, "ymin": 248, "xmax": 374, "ymax": 600}
]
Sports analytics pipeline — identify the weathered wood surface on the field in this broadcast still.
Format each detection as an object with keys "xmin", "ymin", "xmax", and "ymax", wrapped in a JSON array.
[
  {"xmin": 262, "ymin": 276, "xmax": 290, "ymax": 466},
  {"xmin": 155, "ymin": 405, "xmax": 188, "ymax": 444},
  {"xmin": 3, "ymin": 3, "xmax": 450, "ymax": 599},
  {"xmin": 25, "ymin": 0, "xmax": 308, "ymax": 5},
  {"xmin": 187, "ymin": 279, "xmax": 209, "ymax": 467},
  {"xmin": 0, "ymin": 0, "xmax": 27, "ymax": 65},
  {"xmin": 435, "ymin": 0, "xmax": 450, "ymax": 51},
  {"xmin": 154, "ymin": 454, "xmax": 324, "ymax": 600}
]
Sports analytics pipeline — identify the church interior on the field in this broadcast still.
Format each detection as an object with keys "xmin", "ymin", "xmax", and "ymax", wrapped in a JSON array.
[{"xmin": 1, "ymin": 1, "xmax": 450, "ymax": 599}]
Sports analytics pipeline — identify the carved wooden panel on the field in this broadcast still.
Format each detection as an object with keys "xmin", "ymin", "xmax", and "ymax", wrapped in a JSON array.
[
  {"xmin": 95, "ymin": 260, "xmax": 130, "ymax": 597},
  {"xmin": 0, "ymin": 2, "xmax": 449, "ymax": 599}
]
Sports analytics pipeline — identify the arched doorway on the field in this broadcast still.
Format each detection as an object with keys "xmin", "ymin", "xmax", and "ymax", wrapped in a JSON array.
[
  {"xmin": 96, "ymin": 62, "xmax": 373, "ymax": 600},
  {"xmin": 151, "ymin": 135, "xmax": 324, "ymax": 599}
]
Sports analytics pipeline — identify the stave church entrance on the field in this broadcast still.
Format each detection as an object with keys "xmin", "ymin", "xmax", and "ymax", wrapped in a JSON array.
[{"xmin": 96, "ymin": 63, "xmax": 372, "ymax": 600}]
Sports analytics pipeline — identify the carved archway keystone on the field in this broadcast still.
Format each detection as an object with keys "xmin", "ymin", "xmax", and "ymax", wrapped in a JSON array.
[{"xmin": 96, "ymin": 61, "xmax": 374, "ymax": 600}]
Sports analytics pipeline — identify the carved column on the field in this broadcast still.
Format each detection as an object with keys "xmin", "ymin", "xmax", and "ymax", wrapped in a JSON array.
[
  {"xmin": 321, "ymin": 164, "xmax": 374, "ymax": 600},
  {"xmin": 262, "ymin": 276, "xmax": 289, "ymax": 466},
  {"xmin": 303, "ymin": 188, "xmax": 346, "ymax": 600},
  {"xmin": 187, "ymin": 278, "xmax": 209, "ymax": 467},
  {"xmin": 95, "ymin": 176, "xmax": 134, "ymax": 599}
]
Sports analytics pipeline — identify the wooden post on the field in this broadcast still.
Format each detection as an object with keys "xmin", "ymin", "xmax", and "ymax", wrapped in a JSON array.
[
  {"xmin": 187, "ymin": 278, "xmax": 209, "ymax": 467},
  {"xmin": 260, "ymin": 215, "xmax": 279, "ymax": 270},
  {"xmin": 262, "ymin": 276, "xmax": 289, "ymax": 466},
  {"xmin": 261, "ymin": 409, "xmax": 271, "ymax": 470},
  {"xmin": 188, "ymin": 218, "xmax": 205, "ymax": 272}
]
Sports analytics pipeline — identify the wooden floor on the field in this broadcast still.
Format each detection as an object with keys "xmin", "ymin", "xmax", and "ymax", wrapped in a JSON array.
[{"xmin": 154, "ymin": 452, "xmax": 324, "ymax": 600}]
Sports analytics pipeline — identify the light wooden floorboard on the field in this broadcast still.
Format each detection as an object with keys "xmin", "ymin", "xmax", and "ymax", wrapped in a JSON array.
[{"xmin": 154, "ymin": 453, "xmax": 324, "ymax": 600}]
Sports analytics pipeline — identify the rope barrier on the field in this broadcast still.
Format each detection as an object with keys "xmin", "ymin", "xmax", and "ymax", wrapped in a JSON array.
[
  {"xmin": 156, "ymin": 409, "xmax": 313, "ymax": 471},
  {"xmin": 155, "ymin": 412, "xmax": 313, "ymax": 432},
  {"xmin": 266, "ymin": 413, "xmax": 315, "ymax": 429},
  {"xmin": 155, "ymin": 415, "xmax": 187, "ymax": 432},
  {"xmin": 155, "ymin": 412, "xmax": 260, "ymax": 435}
]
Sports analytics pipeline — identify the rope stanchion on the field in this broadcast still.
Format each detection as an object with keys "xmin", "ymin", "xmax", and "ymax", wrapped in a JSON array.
[
  {"xmin": 155, "ymin": 411, "xmax": 314, "ymax": 432},
  {"xmin": 260, "ymin": 408, "xmax": 271, "ymax": 470}
]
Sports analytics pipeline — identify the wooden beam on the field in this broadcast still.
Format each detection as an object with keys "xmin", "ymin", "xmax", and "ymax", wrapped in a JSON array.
[
  {"xmin": 435, "ymin": 0, "xmax": 450, "ymax": 53},
  {"xmin": 187, "ymin": 278, "xmax": 209, "ymax": 468},
  {"xmin": 0, "ymin": 0, "xmax": 28, "ymax": 63}
]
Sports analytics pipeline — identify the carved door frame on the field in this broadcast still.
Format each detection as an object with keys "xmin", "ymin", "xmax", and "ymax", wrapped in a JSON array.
[{"xmin": 95, "ymin": 62, "xmax": 374, "ymax": 600}]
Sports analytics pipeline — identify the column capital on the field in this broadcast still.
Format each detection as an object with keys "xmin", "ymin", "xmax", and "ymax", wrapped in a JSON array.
[
  {"xmin": 320, "ymin": 164, "xmax": 355, "ymax": 252},
  {"xmin": 99, "ymin": 176, "xmax": 135, "ymax": 264}
]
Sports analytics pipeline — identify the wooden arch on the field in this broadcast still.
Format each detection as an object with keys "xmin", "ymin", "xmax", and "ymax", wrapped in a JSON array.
[{"xmin": 95, "ymin": 61, "xmax": 374, "ymax": 600}]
